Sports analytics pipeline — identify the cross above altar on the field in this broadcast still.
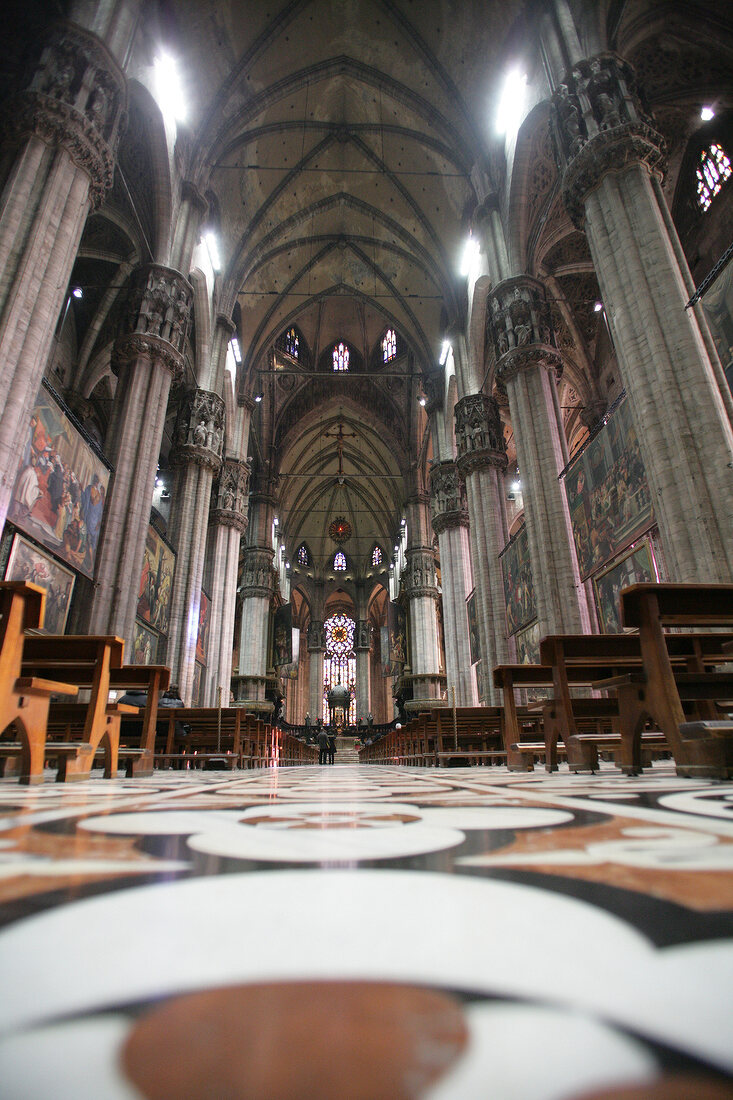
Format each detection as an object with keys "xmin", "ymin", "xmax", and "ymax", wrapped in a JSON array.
[{"xmin": 323, "ymin": 421, "xmax": 357, "ymax": 476}]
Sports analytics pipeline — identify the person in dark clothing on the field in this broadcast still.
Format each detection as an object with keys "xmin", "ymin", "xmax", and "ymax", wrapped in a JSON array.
[
  {"xmin": 327, "ymin": 732, "xmax": 336, "ymax": 765},
  {"xmin": 318, "ymin": 728, "xmax": 329, "ymax": 765}
]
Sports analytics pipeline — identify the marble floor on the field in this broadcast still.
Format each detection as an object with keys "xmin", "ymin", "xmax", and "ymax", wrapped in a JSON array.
[{"xmin": 1, "ymin": 761, "xmax": 733, "ymax": 1099}]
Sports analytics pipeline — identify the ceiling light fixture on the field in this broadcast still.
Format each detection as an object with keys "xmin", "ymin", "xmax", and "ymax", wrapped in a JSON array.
[
  {"xmin": 419, "ymin": 396, "xmax": 427, "ymax": 406},
  {"xmin": 594, "ymin": 301, "xmax": 604, "ymax": 313},
  {"xmin": 72, "ymin": 287, "xmax": 83, "ymax": 299},
  {"xmin": 701, "ymin": 106, "xmax": 715, "ymax": 122}
]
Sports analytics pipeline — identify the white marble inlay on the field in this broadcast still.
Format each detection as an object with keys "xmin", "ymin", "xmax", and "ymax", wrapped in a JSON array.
[
  {"xmin": 1, "ymin": 870, "xmax": 732, "ymax": 1072},
  {"xmin": 0, "ymin": 1017, "xmax": 138, "ymax": 1100},
  {"xmin": 427, "ymin": 1003, "xmax": 657, "ymax": 1100},
  {"xmin": 187, "ymin": 823, "xmax": 464, "ymax": 863},
  {"xmin": 658, "ymin": 790, "xmax": 733, "ymax": 820},
  {"xmin": 416, "ymin": 807, "xmax": 574, "ymax": 829},
  {"xmin": 79, "ymin": 810, "xmax": 244, "ymax": 836}
]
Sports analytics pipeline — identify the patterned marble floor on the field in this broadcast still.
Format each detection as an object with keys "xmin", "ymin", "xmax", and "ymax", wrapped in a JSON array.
[{"xmin": 1, "ymin": 762, "xmax": 733, "ymax": 1099}]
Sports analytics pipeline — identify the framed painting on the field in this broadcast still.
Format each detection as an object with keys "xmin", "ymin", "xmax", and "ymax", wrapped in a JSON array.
[
  {"xmin": 515, "ymin": 620, "xmax": 540, "ymax": 665},
  {"xmin": 466, "ymin": 590, "xmax": 480, "ymax": 665},
  {"xmin": 4, "ymin": 533, "xmax": 75, "ymax": 633},
  {"xmin": 593, "ymin": 539, "xmax": 658, "ymax": 634},
  {"xmin": 196, "ymin": 588, "xmax": 211, "ymax": 665},
  {"xmin": 137, "ymin": 526, "xmax": 175, "ymax": 636},
  {"xmin": 500, "ymin": 525, "xmax": 537, "ymax": 636},
  {"xmin": 9, "ymin": 383, "xmax": 111, "ymax": 580},
  {"xmin": 132, "ymin": 619, "xmax": 159, "ymax": 665},
  {"xmin": 192, "ymin": 661, "xmax": 203, "ymax": 705}
]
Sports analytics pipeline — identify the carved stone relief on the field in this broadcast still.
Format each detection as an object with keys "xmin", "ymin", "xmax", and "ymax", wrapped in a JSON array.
[
  {"xmin": 211, "ymin": 458, "xmax": 250, "ymax": 532},
  {"xmin": 429, "ymin": 461, "xmax": 469, "ymax": 534},
  {"xmin": 173, "ymin": 389, "xmax": 226, "ymax": 474},
  {"xmin": 454, "ymin": 394, "xmax": 508, "ymax": 478}
]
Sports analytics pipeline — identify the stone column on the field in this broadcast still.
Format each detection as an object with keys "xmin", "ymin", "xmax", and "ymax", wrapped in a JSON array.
[
  {"xmin": 307, "ymin": 620, "xmax": 326, "ymax": 722},
  {"xmin": 552, "ymin": 53, "xmax": 733, "ymax": 581},
  {"xmin": 166, "ymin": 389, "xmax": 225, "ymax": 701},
  {"xmin": 234, "ymin": 546, "xmax": 275, "ymax": 715},
  {"xmin": 429, "ymin": 460, "xmax": 477, "ymax": 706},
  {"xmin": 0, "ymin": 22, "xmax": 127, "ymax": 527},
  {"xmin": 87, "ymin": 265, "xmax": 193, "ymax": 647},
  {"xmin": 489, "ymin": 277, "xmax": 591, "ymax": 639},
  {"xmin": 355, "ymin": 619, "xmax": 372, "ymax": 721},
  {"xmin": 204, "ymin": 458, "xmax": 249, "ymax": 706},
  {"xmin": 454, "ymin": 394, "xmax": 512, "ymax": 704},
  {"xmin": 404, "ymin": 492, "xmax": 445, "ymax": 712}
]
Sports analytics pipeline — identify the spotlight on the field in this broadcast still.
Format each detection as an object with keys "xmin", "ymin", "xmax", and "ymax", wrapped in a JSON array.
[
  {"xmin": 701, "ymin": 106, "xmax": 715, "ymax": 122},
  {"xmin": 594, "ymin": 301, "xmax": 603, "ymax": 313},
  {"xmin": 273, "ymin": 517, "xmax": 279, "ymax": 525},
  {"xmin": 254, "ymin": 394, "xmax": 262, "ymax": 402},
  {"xmin": 72, "ymin": 287, "xmax": 83, "ymax": 299},
  {"xmin": 419, "ymin": 396, "xmax": 427, "ymax": 407}
]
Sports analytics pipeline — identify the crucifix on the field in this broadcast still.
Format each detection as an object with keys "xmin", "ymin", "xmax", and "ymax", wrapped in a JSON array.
[{"xmin": 323, "ymin": 421, "xmax": 357, "ymax": 476}]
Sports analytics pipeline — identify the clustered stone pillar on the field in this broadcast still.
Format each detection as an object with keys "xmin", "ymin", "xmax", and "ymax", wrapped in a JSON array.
[
  {"xmin": 88, "ymin": 265, "xmax": 193, "ymax": 647},
  {"xmin": 489, "ymin": 277, "xmax": 591, "ymax": 639},
  {"xmin": 355, "ymin": 620, "xmax": 372, "ymax": 722},
  {"xmin": 404, "ymin": 492, "xmax": 445, "ymax": 712},
  {"xmin": 429, "ymin": 460, "xmax": 477, "ymax": 706},
  {"xmin": 0, "ymin": 21, "xmax": 127, "ymax": 527},
  {"xmin": 235, "ymin": 545, "xmax": 275, "ymax": 715},
  {"xmin": 552, "ymin": 53, "xmax": 733, "ymax": 581},
  {"xmin": 307, "ymin": 620, "xmax": 326, "ymax": 722},
  {"xmin": 204, "ymin": 457, "xmax": 249, "ymax": 706},
  {"xmin": 454, "ymin": 394, "xmax": 511, "ymax": 704},
  {"xmin": 166, "ymin": 389, "xmax": 225, "ymax": 702}
]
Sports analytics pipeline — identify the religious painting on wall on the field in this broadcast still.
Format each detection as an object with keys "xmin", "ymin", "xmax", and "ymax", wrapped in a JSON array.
[
  {"xmin": 9, "ymin": 383, "xmax": 111, "ymax": 580},
  {"xmin": 563, "ymin": 398, "xmax": 653, "ymax": 580},
  {"xmin": 196, "ymin": 589, "xmax": 210, "ymax": 665},
  {"xmin": 466, "ymin": 591, "xmax": 480, "ymax": 665},
  {"xmin": 137, "ymin": 526, "xmax": 175, "ymax": 636},
  {"xmin": 382, "ymin": 601, "xmax": 407, "ymax": 676},
  {"xmin": 133, "ymin": 619, "xmax": 158, "ymax": 665},
  {"xmin": 593, "ymin": 538, "xmax": 658, "ymax": 634},
  {"xmin": 500, "ymin": 525, "xmax": 537, "ymax": 636},
  {"xmin": 192, "ymin": 661, "xmax": 203, "ymax": 705},
  {"xmin": 273, "ymin": 604, "xmax": 293, "ymax": 667},
  {"xmin": 4, "ymin": 533, "xmax": 75, "ymax": 633},
  {"xmin": 515, "ymin": 621, "xmax": 541, "ymax": 665}
]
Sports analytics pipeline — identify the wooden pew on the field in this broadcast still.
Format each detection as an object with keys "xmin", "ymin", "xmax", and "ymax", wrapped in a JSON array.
[
  {"xmin": 20, "ymin": 637, "xmax": 169, "ymax": 780},
  {"xmin": 617, "ymin": 584, "xmax": 733, "ymax": 778},
  {"xmin": 0, "ymin": 582, "xmax": 78, "ymax": 784},
  {"xmin": 434, "ymin": 707, "xmax": 505, "ymax": 767}
]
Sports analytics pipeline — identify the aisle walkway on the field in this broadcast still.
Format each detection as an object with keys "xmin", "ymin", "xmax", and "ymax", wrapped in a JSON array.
[{"xmin": 1, "ymin": 763, "xmax": 733, "ymax": 1098}]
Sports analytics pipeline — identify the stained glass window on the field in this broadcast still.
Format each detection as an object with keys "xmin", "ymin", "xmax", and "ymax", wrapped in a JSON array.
[
  {"xmin": 333, "ymin": 342, "xmax": 349, "ymax": 372},
  {"xmin": 697, "ymin": 143, "xmax": 732, "ymax": 211},
  {"xmin": 334, "ymin": 549, "xmax": 347, "ymax": 571},
  {"xmin": 297, "ymin": 544, "xmax": 310, "ymax": 566},
  {"xmin": 323, "ymin": 613, "xmax": 356, "ymax": 724},
  {"xmin": 382, "ymin": 329, "xmax": 397, "ymax": 362},
  {"xmin": 371, "ymin": 545, "xmax": 383, "ymax": 566},
  {"xmin": 285, "ymin": 328, "xmax": 299, "ymax": 358}
]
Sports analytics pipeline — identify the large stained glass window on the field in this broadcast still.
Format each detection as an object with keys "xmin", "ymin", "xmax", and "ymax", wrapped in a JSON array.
[
  {"xmin": 697, "ymin": 143, "xmax": 732, "ymax": 211},
  {"xmin": 297, "ymin": 543, "xmax": 310, "ymax": 566},
  {"xmin": 371, "ymin": 544, "xmax": 383, "ymax": 566},
  {"xmin": 382, "ymin": 328, "xmax": 397, "ymax": 362},
  {"xmin": 334, "ymin": 549, "xmax": 347, "ymax": 571},
  {"xmin": 333, "ymin": 342, "xmax": 349, "ymax": 372},
  {"xmin": 323, "ymin": 613, "xmax": 356, "ymax": 724}
]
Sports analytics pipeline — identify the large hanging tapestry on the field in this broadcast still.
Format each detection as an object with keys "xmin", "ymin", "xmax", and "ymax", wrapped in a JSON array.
[
  {"xmin": 563, "ymin": 398, "xmax": 653, "ymax": 580},
  {"xmin": 9, "ymin": 384, "xmax": 111, "ymax": 580},
  {"xmin": 500, "ymin": 525, "xmax": 537, "ymax": 636},
  {"xmin": 4, "ymin": 533, "xmax": 75, "ymax": 633},
  {"xmin": 381, "ymin": 601, "xmax": 407, "ymax": 676},
  {"xmin": 137, "ymin": 527, "xmax": 175, "ymax": 636},
  {"xmin": 466, "ymin": 591, "xmax": 480, "ymax": 665},
  {"xmin": 593, "ymin": 538, "xmax": 658, "ymax": 634},
  {"xmin": 196, "ymin": 589, "xmax": 210, "ymax": 665}
]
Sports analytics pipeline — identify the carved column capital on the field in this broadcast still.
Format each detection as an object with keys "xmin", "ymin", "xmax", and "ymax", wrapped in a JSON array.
[
  {"xmin": 404, "ymin": 547, "xmax": 439, "ymax": 600},
  {"xmin": 2, "ymin": 22, "xmax": 127, "ymax": 208},
  {"xmin": 112, "ymin": 265, "xmax": 194, "ymax": 381},
  {"xmin": 454, "ymin": 393, "xmax": 508, "ymax": 477},
  {"xmin": 211, "ymin": 457, "xmax": 249, "ymax": 531},
  {"xmin": 172, "ymin": 388, "xmax": 226, "ymax": 474},
  {"xmin": 429, "ymin": 460, "xmax": 469, "ymax": 534},
  {"xmin": 551, "ymin": 53, "xmax": 666, "ymax": 227},
  {"xmin": 307, "ymin": 620, "xmax": 326, "ymax": 652},
  {"xmin": 181, "ymin": 179, "xmax": 209, "ymax": 214},
  {"xmin": 240, "ymin": 547, "xmax": 275, "ymax": 599},
  {"xmin": 486, "ymin": 276, "xmax": 564, "ymax": 386}
]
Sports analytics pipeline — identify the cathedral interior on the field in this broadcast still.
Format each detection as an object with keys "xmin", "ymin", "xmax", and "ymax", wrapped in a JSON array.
[{"xmin": 1, "ymin": 1, "xmax": 733, "ymax": 1096}]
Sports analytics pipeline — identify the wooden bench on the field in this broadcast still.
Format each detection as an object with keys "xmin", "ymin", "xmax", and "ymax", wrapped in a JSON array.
[
  {"xmin": 434, "ymin": 707, "xmax": 505, "ymax": 767},
  {"xmin": 0, "ymin": 583, "xmax": 78, "ymax": 784},
  {"xmin": 20, "ymin": 636, "xmax": 169, "ymax": 781},
  {"xmin": 613, "ymin": 584, "xmax": 733, "ymax": 779},
  {"xmin": 567, "ymin": 730, "xmax": 669, "ymax": 773}
]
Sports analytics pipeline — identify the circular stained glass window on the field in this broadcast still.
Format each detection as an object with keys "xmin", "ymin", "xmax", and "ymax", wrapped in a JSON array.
[{"xmin": 329, "ymin": 516, "xmax": 352, "ymax": 543}]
